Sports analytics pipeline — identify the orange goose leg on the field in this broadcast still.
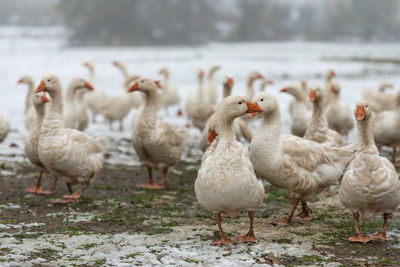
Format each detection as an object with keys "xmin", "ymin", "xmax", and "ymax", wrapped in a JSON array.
[
  {"xmin": 271, "ymin": 199, "xmax": 299, "ymax": 226},
  {"xmin": 237, "ymin": 211, "xmax": 257, "ymax": 243},
  {"xmin": 211, "ymin": 213, "xmax": 235, "ymax": 245},
  {"xmin": 25, "ymin": 172, "xmax": 44, "ymax": 194},
  {"xmin": 37, "ymin": 176, "xmax": 58, "ymax": 195},
  {"xmin": 136, "ymin": 166, "xmax": 164, "ymax": 190},
  {"xmin": 293, "ymin": 201, "xmax": 312, "ymax": 221},
  {"xmin": 369, "ymin": 213, "xmax": 389, "ymax": 241},
  {"xmin": 348, "ymin": 212, "xmax": 372, "ymax": 243}
]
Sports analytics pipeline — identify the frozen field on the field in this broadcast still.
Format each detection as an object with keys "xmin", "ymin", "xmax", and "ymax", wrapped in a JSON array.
[
  {"xmin": 1, "ymin": 27, "xmax": 400, "ymax": 163},
  {"xmin": 1, "ymin": 27, "xmax": 400, "ymax": 266}
]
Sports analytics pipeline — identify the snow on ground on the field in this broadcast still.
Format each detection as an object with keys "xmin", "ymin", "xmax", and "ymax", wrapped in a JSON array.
[{"xmin": 1, "ymin": 29, "xmax": 400, "ymax": 164}]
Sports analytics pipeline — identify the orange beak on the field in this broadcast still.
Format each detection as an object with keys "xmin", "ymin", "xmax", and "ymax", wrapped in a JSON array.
[
  {"xmin": 17, "ymin": 79, "xmax": 23, "ymax": 84},
  {"xmin": 331, "ymin": 71, "xmax": 336, "ymax": 77},
  {"xmin": 258, "ymin": 74, "xmax": 264, "ymax": 79},
  {"xmin": 84, "ymin": 81, "xmax": 94, "ymax": 91},
  {"xmin": 177, "ymin": 110, "xmax": 183, "ymax": 117},
  {"xmin": 128, "ymin": 82, "xmax": 139, "ymax": 92},
  {"xmin": 35, "ymin": 81, "xmax": 46, "ymax": 93},
  {"xmin": 83, "ymin": 62, "xmax": 89, "ymax": 67},
  {"xmin": 268, "ymin": 80, "xmax": 274, "ymax": 85},
  {"xmin": 227, "ymin": 78, "xmax": 234, "ymax": 87},
  {"xmin": 207, "ymin": 129, "xmax": 217, "ymax": 146},
  {"xmin": 280, "ymin": 88, "xmax": 288, "ymax": 93},
  {"xmin": 356, "ymin": 107, "xmax": 366, "ymax": 121},
  {"xmin": 41, "ymin": 92, "xmax": 50, "ymax": 103},
  {"xmin": 246, "ymin": 101, "xmax": 263, "ymax": 114},
  {"xmin": 159, "ymin": 69, "xmax": 164, "ymax": 74},
  {"xmin": 154, "ymin": 80, "xmax": 163, "ymax": 89},
  {"xmin": 200, "ymin": 70, "xmax": 204, "ymax": 76},
  {"xmin": 309, "ymin": 90, "xmax": 317, "ymax": 102},
  {"xmin": 112, "ymin": 61, "xmax": 119, "ymax": 66},
  {"xmin": 330, "ymin": 85, "xmax": 335, "ymax": 93}
]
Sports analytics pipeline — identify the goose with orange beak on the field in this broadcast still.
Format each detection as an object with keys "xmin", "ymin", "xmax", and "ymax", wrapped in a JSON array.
[
  {"xmin": 25, "ymin": 92, "xmax": 59, "ymax": 195},
  {"xmin": 195, "ymin": 95, "xmax": 265, "ymax": 245},
  {"xmin": 324, "ymin": 69, "xmax": 337, "ymax": 106},
  {"xmin": 326, "ymin": 81, "xmax": 354, "ymax": 136},
  {"xmin": 17, "ymin": 75, "xmax": 37, "ymax": 131},
  {"xmin": 249, "ymin": 92, "xmax": 356, "ymax": 225},
  {"xmin": 64, "ymin": 78, "xmax": 95, "ymax": 131},
  {"xmin": 35, "ymin": 74, "xmax": 106, "ymax": 203},
  {"xmin": 158, "ymin": 67, "xmax": 180, "ymax": 117},
  {"xmin": 280, "ymin": 84, "xmax": 311, "ymax": 137},
  {"xmin": 303, "ymin": 85, "xmax": 345, "ymax": 147},
  {"xmin": 340, "ymin": 100, "xmax": 400, "ymax": 243},
  {"xmin": 128, "ymin": 78, "xmax": 187, "ymax": 190}
]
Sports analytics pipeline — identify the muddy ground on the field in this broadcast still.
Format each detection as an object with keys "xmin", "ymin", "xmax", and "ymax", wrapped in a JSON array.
[{"xmin": 0, "ymin": 158, "xmax": 399, "ymax": 266}]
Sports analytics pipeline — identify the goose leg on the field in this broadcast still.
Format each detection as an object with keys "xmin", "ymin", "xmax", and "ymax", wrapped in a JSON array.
[
  {"xmin": 369, "ymin": 213, "xmax": 389, "ymax": 241},
  {"xmin": 136, "ymin": 166, "xmax": 164, "ymax": 189},
  {"xmin": 66, "ymin": 183, "xmax": 73, "ymax": 194},
  {"xmin": 25, "ymin": 172, "xmax": 43, "ymax": 193},
  {"xmin": 293, "ymin": 201, "xmax": 312, "ymax": 221},
  {"xmin": 37, "ymin": 176, "xmax": 58, "ymax": 195},
  {"xmin": 119, "ymin": 120, "xmax": 123, "ymax": 131},
  {"xmin": 237, "ymin": 211, "xmax": 257, "ymax": 243},
  {"xmin": 392, "ymin": 146, "xmax": 397, "ymax": 166},
  {"xmin": 211, "ymin": 213, "xmax": 235, "ymax": 245},
  {"xmin": 348, "ymin": 212, "xmax": 372, "ymax": 243},
  {"xmin": 271, "ymin": 199, "xmax": 299, "ymax": 226}
]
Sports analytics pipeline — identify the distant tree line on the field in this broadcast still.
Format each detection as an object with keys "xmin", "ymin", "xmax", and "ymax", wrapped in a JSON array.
[{"xmin": 2, "ymin": 0, "xmax": 400, "ymax": 45}]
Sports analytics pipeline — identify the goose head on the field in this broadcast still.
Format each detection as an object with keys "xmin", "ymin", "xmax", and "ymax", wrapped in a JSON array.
[
  {"xmin": 209, "ymin": 65, "xmax": 221, "ymax": 75},
  {"xmin": 354, "ymin": 100, "xmax": 371, "ymax": 121},
  {"xmin": 67, "ymin": 78, "xmax": 94, "ymax": 92},
  {"xmin": 223, "ymin": 75, "xmax": 234, "ymax": 88},
  {"xmin": 198, "ymin": 69, "xmax": 205, "ymax": 80},
  {"xmin": 83, "ymin": 62, "xmax": 93, "ymax": 68},
  {"xmin": 17, "ymin": 75, "xmax": 33, "ymax": 85},
  {"xmin": 127, "ymin": 77, "xmax": 162, "ymax": 93},
  {"xmin": 250, "ymin": 92, "xmax": 277, "ymax": 118},
  {"xmin": 35, "ymin": 74, "xmax": 62, "ymax": 94},
  {"xmin": 159, "ymin": 67, "xmax": 169, "ymax": 77},
  {"xmin": 330, "ymin": 81, "xmax": 341, "ymax": 95},
  {"xmin": 326, "ymin": 69, "xmax": 336, "ymax": 79},
  {"xmin": 308, "ymin": 85, "xmax": 323, "ymax": 103},
  {"xmin": 280, "ymin": 84, "xmax": 304, "ymax": 100},
  {"xmin": 218, "ymin": 95, "xmax": 260, "ymax": 121},
  {"xmin": 379, "ymin": 82, "xmax": 394, "ymax": 92},
  {"xmin": 32, "ymin": 92, "xmax": 50, "ymax": 107},
  {"xmin": 248, "ymin": 71, "xmax": 264, "ymax": 83},
  {"xmin": 300, "ymin": 79, "xmax": 307, "ymax": 89}
]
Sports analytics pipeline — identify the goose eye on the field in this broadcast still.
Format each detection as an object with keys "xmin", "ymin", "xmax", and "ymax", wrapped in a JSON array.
[
  {"xmin": 260, "ymin": 99, "xmax": 264, "ymax": 102},
  {"xmin": 238, "ymin": 101, "xmax": 242, "ymax": 105},
  {"xmin": 140, "ymin": 80, "xmax": 144, "ymax": 83},
  {"xmin": 47, "ymin": 79, "xmax": 50, "ymax": 82},
  {"xmin": 366, "ymin": 105, "xmax": 368, "ymax": 108}
]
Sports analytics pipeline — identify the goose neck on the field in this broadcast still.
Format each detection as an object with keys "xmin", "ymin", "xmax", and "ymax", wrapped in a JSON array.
[{"xmin": 357, "ymin": 118, "xmax": 374, "ymax": 151}]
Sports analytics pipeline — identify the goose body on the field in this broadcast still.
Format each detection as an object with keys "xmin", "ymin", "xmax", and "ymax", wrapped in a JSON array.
[
  {"xmin": 0, "ymin": 114, "xmax": 10, "ymax": 143},
  {"xmin": 195, "ymin": 96, "xmax": 264, "ymax": 245},
  {"xmin": 129, "ymin": 78, "xmax": 187, "ymax": 189},
  {"xmin": 363, "ymin": 82, "xmax": 396, "ymax": 113},
  {"xmin": 205, "ymin": 65, "xmax": 221, "ymax": 105},
  {"xmin": 249, "ymin": 92, "xmax": 355, "ymax": 224},
  {"xmin": 339, "ymin": 100, "xmax": 400, "ymax": 243},
  {"xmin": 36, "ymin": 75, "xmax": 106, "ymax": 202},
  {"xmin": 326, "ymin": 81, "xmax": 354, "ymax": 135},
  {"xmin": 17, "ymin": 75, "xmax": 36, "ymax": 132}
]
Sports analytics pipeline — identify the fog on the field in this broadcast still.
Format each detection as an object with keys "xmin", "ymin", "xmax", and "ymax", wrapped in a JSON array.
[{"xmin": 1, "ymin": 0, "xmax": 400, "ymax": 46}]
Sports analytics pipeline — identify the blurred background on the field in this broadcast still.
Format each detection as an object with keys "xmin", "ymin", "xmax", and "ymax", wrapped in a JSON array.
[
  {"xmin": 1, "ymin": 0, "xmax": 400, "ymax": 45},
  {"xmin": 1, "ymin": 0, "xmax": 400, "ymax": 164}
]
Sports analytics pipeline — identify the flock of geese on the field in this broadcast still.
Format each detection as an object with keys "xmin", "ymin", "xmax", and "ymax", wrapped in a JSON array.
[{"xmin": 0, "ymin": 63, "xmax": 400, "ymax": 245}]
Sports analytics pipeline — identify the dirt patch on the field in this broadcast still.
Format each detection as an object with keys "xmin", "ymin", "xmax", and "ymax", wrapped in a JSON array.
[{"xmin": 0, "ymin": 160, "xmax": 400, "ymax": 266}]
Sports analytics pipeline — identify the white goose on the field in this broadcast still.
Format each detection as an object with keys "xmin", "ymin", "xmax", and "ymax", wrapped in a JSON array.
[
  {"xmin": 363, "ymin": 82, "xmax": 396, "ymax": 113},
  {"xmin": 195, "ymin": 96, "xmax": 265, "ymax": 245},
  {"xmin": 186, "ymin": 69, "xmax": 215, "ymax": 131},
  {"xmin": 36, "ymin": 75, "xmax": 106, "ymax": 203},
  {"xmin": 64, "ymin": 78, "xmax": 94, "ymax": 131},
  {"xmin": 249, "ymin": 92, "xmax": 355, "ymax": 225},
  {"xmin": 128, "ymin": 78, "xmax": 187, "ymax": 189},
  {"xmin": 82, "ymin": 62, "xmax": 107, "ymax": 123},
  {"xmin": 340, "ymin": 100, "xmax": 400, "ymax": 243},
  {"xmin": 17, "ymin": 75, "xmax": 36, "ymax": 132},
  {"xmin": 373, "ymin": 91, "xmax": 400, "ymax": 166},
  {"xmin": 74, "ymin": 89, "xmax": 91, "ymax": 131},
  {"xmin": 206, "ymin": 65, "xmax": 221, "ymax": 105},
  {"xmin": 200, "ymin": 76, "xmax": 252, "ymax": 151},
  {"xmin": 159, "ymin": 67, "xmax": 180, "ymax": 114},
  {"xmin": 304, "ymin": 86, "xmax": 345, "ymax": 146},
  {"xmin": 0, "ymin": 114, "xmax": 10, "ymax": 143},
  {"xmin": 323, "ymin": 69, "xmax": 336, "ymax": 106},
  {"xmin": 112, "ymin": 61, "xmax": 129, "ymax": 79},
  {"xmin": 326, "ymin": 81, "xmax": 354, "ymax": 136},
  {"xmin": 280, "ymin": 84, "xmax": 311, "ymax": 137},
  {"xmin": 245, "ymin": 71, "xmax": 264, "ymax": 101},
  {"xmin": 24, "ymin": 92, "xmax": 58, "ymax": 194},
  {"xmin": 259, "ymin": 77, "xmax": 274, "ymax": 92}
]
